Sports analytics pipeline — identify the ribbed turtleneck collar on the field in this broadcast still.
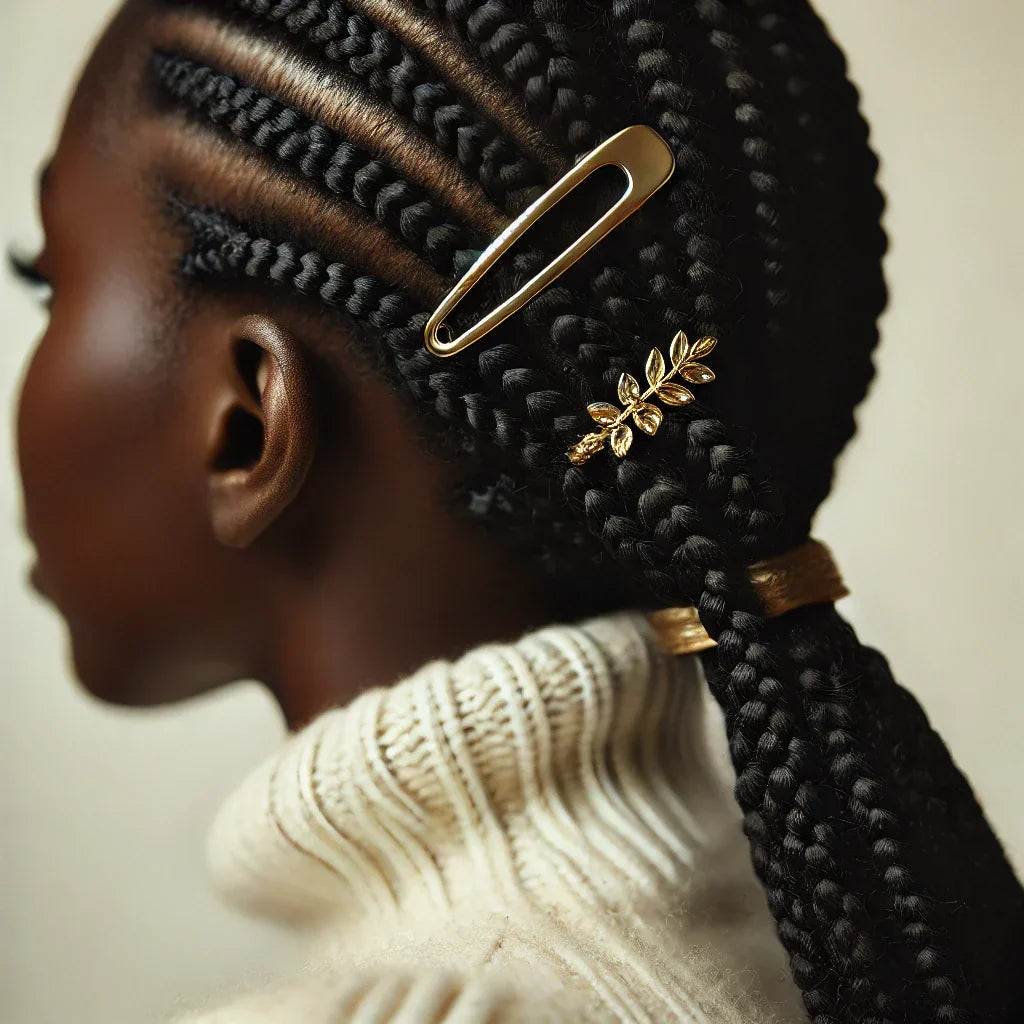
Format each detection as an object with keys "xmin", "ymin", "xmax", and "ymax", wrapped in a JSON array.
[{"xmin": 205, "ymin": 612, "xmax": 801, "ymax": 1021}]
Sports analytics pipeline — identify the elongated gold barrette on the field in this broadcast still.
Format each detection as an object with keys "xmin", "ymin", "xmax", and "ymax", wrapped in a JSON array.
[
  {"xmin": 567, "ymin": 330, "xmax": 718, "ymax": 465},
  {"xmin": 424, "ymin": 124, "xmax": 676, "ymax": 357}
]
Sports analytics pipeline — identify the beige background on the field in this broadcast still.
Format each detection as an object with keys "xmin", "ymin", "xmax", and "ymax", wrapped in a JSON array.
[{"xmin": 1, "ymin": 2, "xmax": 1021, "ymax": 1021}]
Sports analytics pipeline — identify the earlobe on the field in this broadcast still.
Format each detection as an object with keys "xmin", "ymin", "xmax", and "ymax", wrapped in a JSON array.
[{"xmin": 207, "ymin": 315, "xmax": 316, "ymax": 549}]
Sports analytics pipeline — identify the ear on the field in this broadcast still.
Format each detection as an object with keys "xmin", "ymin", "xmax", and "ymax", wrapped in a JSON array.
[{"xmin": 206, "ymin": 315, "xmax": 316, "ymax": 549}]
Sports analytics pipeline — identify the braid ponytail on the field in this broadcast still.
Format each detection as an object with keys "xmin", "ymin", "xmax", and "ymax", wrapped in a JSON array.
[{"xmin": 150, "ymin": 0, "xmax": 1024, "ymax": 1018}]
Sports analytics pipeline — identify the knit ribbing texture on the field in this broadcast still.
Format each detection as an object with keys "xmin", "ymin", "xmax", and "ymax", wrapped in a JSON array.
[{"xmin": 180, "ymin": 613, "xmax": 806, "ymax": 1023}]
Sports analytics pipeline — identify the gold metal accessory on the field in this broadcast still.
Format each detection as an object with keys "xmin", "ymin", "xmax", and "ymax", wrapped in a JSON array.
[
  {"xmin": 649, "ymin": 539, "xmax": 850, "ymax": 655},
  {"xmin": 424, "ymin": 124, "xmax": 676, "ymax": 357},
  {"xmin": 567, "ymin": 330, "xmax": 717, "ymax": 465}
]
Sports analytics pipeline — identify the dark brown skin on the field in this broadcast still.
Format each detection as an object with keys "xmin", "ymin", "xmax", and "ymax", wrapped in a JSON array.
[{"xmin": 17, "ymin": 2, "xmax": 558, "ymax": 728}]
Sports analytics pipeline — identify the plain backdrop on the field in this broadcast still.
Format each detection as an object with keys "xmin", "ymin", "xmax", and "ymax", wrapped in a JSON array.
[{"xmin": 1, "ymin": 2, "xmax": 1022, "ymax": 1022}]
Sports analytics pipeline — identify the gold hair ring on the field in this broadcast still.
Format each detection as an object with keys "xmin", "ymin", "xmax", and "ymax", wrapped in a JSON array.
[
  {"xmin": 567, "ymin": 330, "xmax": 717, "ymax": 465},
  {"xmin": 424, "ymin": 124, "xmax": 676, "ymax": 357},
  {"xmin": 649, "ymin": 539, "xmax": 850, "ymax": 655}
]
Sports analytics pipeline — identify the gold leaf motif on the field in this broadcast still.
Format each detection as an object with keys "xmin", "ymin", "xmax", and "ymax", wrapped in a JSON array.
[
  {"xmin": 588, "ymin": 402, "xmax": 620, "ymax": 425},
  {"xmin": 645, "ymin": 348, "xmax": 666, "ymax": 387},
  {"xmin": 633, "ymin": 402, "xmax": 663, "ymax": 436},
  {"xmin": 610, "ymin": 423, "xmax": 633, "ymax": 457},
  {"xmin": 690, "ymin": 335, "xmax": 718, "ymax": 360},
  {"xmin": 681, "ymin": 362, "xmax": 716, "ymax": 384},
  {"xmin": 669, "ymin": 330, "xmax": 688, "ymax": 367},
  {"xmin": 657, "ymin": 382, "xmax": 695, "ymax": 406},
  {"xmin": 569, "ymin": 326, "xmax": 720, "ymax": 465},
  {"xmin": 617, "ymin": 372, "xmax": 640, "ymax": 405}
]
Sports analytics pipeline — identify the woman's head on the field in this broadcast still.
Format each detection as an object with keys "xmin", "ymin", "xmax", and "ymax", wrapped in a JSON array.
[
  {"xmin": 28, "ymin": 1, "xmax": 1015, "ymax": 1019},
  {"xmin": 16, "ymin": 0, "xmax": 579, "ymax": 709},
  {"xmin": 17, "ymin": 0, "xmax": 884, "ymax": 705}
]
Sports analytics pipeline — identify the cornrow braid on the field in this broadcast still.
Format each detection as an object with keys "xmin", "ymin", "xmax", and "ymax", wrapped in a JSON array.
[
  {"xmin": 609, "ymin": 0, "xmax": 731, "ymax": 340},
  {"xmin": 411, "ymin": 0, "xmax": 599, "ymax": 152},
  {"xmin": 214, "ymin": 0, "xmax": 554, "ymax": 211},
  {"xmin": 696, "ymin": 0, "xmax": 797, "ymax": 344},
  {"xmin": 148, "ymin": 0, "xmax": 1024, "ymax": 1020},
  {"xmin": 152, "ymin": 52, "xmax": 490, "ymax": 276}
]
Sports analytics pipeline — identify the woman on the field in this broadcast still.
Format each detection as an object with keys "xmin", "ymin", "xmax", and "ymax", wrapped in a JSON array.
[{"xmin": 12, "ymin": 0, "xmax": 1023, "ymax": 1020}]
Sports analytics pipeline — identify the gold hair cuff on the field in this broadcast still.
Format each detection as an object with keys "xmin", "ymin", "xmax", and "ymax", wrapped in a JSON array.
[
  {"xmin": 649, "ymin": 539, "xmax": 849, "ymax": 655},
  {"xmin": 424, "ymin": 124, "xmax": 676, "ymax": 357}
]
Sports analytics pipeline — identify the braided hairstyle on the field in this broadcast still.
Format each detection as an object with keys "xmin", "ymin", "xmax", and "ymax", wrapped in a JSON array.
[{"xmin": 140, "ymin": 0, "xmax": 1023, "ymax": 1019}]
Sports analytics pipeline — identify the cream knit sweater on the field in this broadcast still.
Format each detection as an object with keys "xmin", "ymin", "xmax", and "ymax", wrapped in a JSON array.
[{"xmin": 177, "ymin": 612, "xmax": 806, "ymax": 1023}]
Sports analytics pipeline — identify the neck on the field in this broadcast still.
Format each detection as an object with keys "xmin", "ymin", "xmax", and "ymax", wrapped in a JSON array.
[{"xmin": 265, "ymin": 516, "xmax": 562, "ymax": 730}]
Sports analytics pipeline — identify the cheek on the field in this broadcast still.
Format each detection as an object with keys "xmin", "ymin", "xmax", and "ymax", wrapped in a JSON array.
[{"xmin": 16, "ymin": 290, "xmax": 218, "ymax": 699}]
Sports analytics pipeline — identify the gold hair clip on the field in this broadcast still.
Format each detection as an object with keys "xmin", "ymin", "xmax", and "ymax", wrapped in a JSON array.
[
  {"xmin": 567, "ymin": 330, "xmax": 717, "ymax": 465},
  {"xmin": 424, "ymin": 124, "xmax": 676, "ymax": 357}
]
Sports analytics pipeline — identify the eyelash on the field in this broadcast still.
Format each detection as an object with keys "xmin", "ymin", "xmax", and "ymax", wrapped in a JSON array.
[{"xmin": 8, "ymin": 250, "xmax": 54, "ymax": 309}]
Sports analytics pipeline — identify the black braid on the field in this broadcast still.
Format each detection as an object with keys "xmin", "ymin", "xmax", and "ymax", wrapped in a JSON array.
[
  {"xmin": 738, "ymin": 0, "xmax": 886, "ymax": 516},
  {"xmin": 215, "ymin": 0, "xmax": 551, "ymax": 211},
  {"xmin": 150, "ymin": 0, "xmax": 1024, "ymax": 1019},
  {"xmin": 696, "ymin": 0, "xmax": 797, "ymax": 344},
  {"xmin": 412, "ymin": 0, "xmax": 599, "ymax": 152},
  {"xmin": 151, "ymin": 51, "xmax": 490, "ymax": 275},
  {"xmin": 609, "ymin": 0, "xmax": 731, "ymax": 339}
]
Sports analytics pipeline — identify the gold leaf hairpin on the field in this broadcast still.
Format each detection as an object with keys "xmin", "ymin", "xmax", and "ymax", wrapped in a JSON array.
[{"xmin": 567, "ymin": 331, "xmax": 718, "ymax": 465}]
